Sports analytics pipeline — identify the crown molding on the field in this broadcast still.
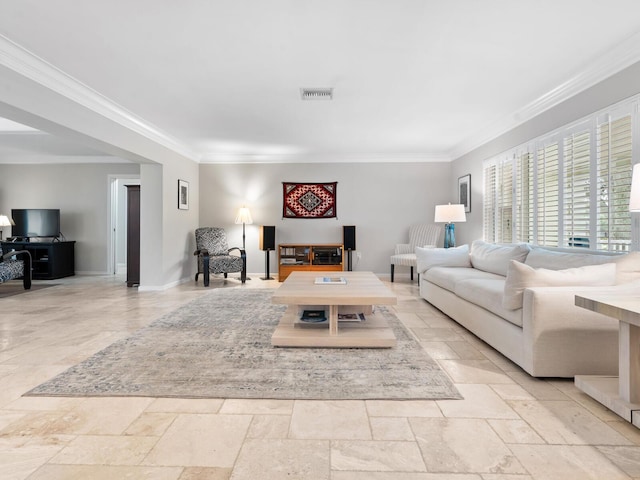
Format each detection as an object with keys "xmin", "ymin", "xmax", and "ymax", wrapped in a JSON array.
[
  {"xmin": 0, "ymin": 155, "xmax": 132, "ymax": 165},
  {"xmin": 449, "ymin": 31, "xmax": 640, "ymax": 161},
  {"xmin": 0, "ymin": 34, "xmax": 200, "ymax": 162},
  {"xmin": 200, "ymin": 152, "xmax": 451, "ymax": 164}
]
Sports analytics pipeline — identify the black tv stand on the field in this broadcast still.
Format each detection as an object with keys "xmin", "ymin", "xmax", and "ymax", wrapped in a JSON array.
[{"xmin": 1, "ymin": 240, "xmax": 75, "ymax": 279}]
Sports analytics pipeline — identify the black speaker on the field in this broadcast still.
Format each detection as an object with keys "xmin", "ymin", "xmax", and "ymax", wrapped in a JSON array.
[
  {"xmin": 343, "ymin": 225, "xmax": 356, "ymax": 251},
  {"xmin": 259, "ymin": 226, "xmax": 276, "ymax": 251}
]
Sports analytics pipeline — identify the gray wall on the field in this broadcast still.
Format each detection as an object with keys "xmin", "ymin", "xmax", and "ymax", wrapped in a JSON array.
[
  {"xmin": 452, "ymin": 60, "xmax": 640, "ymax": 246},
  {"xmin": 199, "ymin": 162, "xmax": 453, "ymax": 276},
  {"xmin": 154, "ymin": 155, "xmax": 200, "ymax": 288},
  {"xmin": 0, "ymin": 163, "xmax": 140, "ymax": 274}
]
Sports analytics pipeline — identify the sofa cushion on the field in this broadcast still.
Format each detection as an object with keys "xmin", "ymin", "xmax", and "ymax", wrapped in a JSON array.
[
  {"xmin": 454, "ymin": 278, "xmax": 523, "ymax": 327},
  {"xmin": 424, "ymin": 266, "xmax": 505, "ymax": 292},
  {"xmin": 0, "ymin": 259, "xmax": 24, "ymax": 283},
  {"xmin": 525, "ymin": 247, "xmax": 640, "ymax": 285},
  {"xmin": 470, "ymin": 240, "xmax": 530, "ymax": 276},
  {"xmin": 416, "ymin": 245, "xmax": 471, "ymax": 274},
  {"xmin": 502, "ymin": 260, "xmax": 617, "ymax": 310},
  {"xmin": 525, "ymin": 247, "xmax": 616, "ymax": 270}
]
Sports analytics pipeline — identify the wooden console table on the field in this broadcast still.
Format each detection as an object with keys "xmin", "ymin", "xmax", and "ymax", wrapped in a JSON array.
[
  {"xmin": 575, "ymin": 294, "xmax": 640, "ymax": 428},
  {"xmin": 278, "ymin": 243, "xmax": 344, "ymax": 281}
]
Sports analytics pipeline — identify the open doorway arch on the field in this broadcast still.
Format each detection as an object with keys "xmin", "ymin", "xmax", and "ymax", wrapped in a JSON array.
[{"xmin": 108, "ymin": 175, "xmax": 140, "ymax": 275}]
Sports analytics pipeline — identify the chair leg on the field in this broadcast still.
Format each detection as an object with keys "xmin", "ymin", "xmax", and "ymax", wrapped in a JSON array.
[
  {"xmin": 390, "ymin": 264, "xmax": 394, "ymax": 282},
  {"xmin": 410, "ymin": 266, "xmax": 414, "ymax": 281},
  {"xmin": 23, "ymin": 253, "xmax": 32, "ymax": 290},
  {"xmin": 418, "ymin": 273, "xmax": 420, "ymax": 286},
  {"xmin": 203, "ymin": 255, "xmax": 210, "ymax": 287},
  {"xmin": 241, "ymin": 257, "xmax": 247, "ymax": 284}
]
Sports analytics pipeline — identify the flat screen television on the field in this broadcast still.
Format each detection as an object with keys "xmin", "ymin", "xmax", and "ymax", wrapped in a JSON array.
[{"xmin": 11, "ymin": 209, "xmax": 61, "ymax": 239}]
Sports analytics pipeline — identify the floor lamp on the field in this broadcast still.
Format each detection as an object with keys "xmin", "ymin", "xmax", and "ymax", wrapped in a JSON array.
[
  {"xmin": 434, "ymin": 204, "xmax": 466, "ymax": 248},
  {"xmin": 235, "ymin": 206, "xmax": 253, "ymax": 280}
]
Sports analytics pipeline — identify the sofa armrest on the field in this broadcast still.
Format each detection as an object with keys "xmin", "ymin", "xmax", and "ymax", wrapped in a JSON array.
[
  {"xmin": 521, "ymin": 283, "xmax": 640, "ymax": 376},
  {"xmin": 523, "ymin": 283, "xmax": 640, "ymax": 334}
]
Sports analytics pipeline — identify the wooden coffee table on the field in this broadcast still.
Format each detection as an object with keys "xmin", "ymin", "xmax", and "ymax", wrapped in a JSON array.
[{"xmin": 271, "ymin": 271, "xmax": 397, "ymax": 348}]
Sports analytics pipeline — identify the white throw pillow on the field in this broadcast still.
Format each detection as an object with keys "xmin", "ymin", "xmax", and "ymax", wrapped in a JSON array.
[
  {"xmin": 502, "ymin": 260, "xmax": 617, "ymax": 310},
  {"xmin": 612, "ymin": 251, "xmax": 640, "ymax": 284},
  {"xmin": 416, "ymin": 245, "xmax": 471, "ymax": 274},
  {"xmin": 470, "ymin": 240, "xmax": 531, "ymax": 276}
]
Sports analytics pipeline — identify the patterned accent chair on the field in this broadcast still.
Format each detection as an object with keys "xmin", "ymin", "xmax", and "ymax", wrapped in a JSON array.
[
  {"xmin": 0, "ymin": 243, "xmax": 32, "ymax": 289},
  {"xmin": 390, "ymin": 224, "xmax": 442, "ymax": 283},
  {"xmin": 194, "ymin": 227, "xmax": 246, "ymax": 286}
]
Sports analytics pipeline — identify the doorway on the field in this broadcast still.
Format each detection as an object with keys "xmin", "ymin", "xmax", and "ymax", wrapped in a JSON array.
[{"xmin": 108, "ymin": 175, "xmax": 140, "ymax": 275}]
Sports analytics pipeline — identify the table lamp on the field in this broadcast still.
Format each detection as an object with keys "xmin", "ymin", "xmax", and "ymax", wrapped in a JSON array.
[
  {"xmin": 0, "ymin": 214, "xmax": 13, "ymax": 241},
  {"xmin": 434, "ymin": 204, "xmax": 466, "ymax": 248}
]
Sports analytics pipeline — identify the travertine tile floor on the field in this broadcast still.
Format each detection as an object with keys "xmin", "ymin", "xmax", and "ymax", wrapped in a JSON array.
[{"xmin": 1, "ymin": 274, "xmax": 640, "ymax": 479}]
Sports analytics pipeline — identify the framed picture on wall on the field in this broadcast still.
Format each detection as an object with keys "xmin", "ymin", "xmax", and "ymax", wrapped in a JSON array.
[
  {"xmin": 458, "ymin": 174, "xmax": 471, "ymax": 213},
  {"xmin": 178, "ymin": 179, "xmax": 189, "ymax": 210}
]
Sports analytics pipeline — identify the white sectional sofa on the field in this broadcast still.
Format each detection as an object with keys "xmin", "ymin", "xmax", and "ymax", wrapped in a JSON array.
[{"xmin": 417, "ymin": 240, "xmax": 640, "ymax": 377}]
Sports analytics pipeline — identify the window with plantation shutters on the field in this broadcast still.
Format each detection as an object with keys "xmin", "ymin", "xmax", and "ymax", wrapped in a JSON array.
[
  {"xmin": 536, "ymin": 141, "xmax": 560, "ymax": 247},
  {"xmin": 482, "ymin": 96, "xmax": 637, "ymax": 251},
  {"xmin": 483, "ymin": 162, "xmax": 497, "ymax": 243},
  {"xmin": 597, "ymin": 114, "xmax": 633, "ymax": 251},
  {"xmin": 563, "ymin": 129, "xmax": 591, "ymax": 248},
  {"xmin": 515, "ymin": 151, "xmax": 534, "ymax": 243},
  {"xmin": 497, "ymin": 160, "xmax": 513, "ymax": 243}
]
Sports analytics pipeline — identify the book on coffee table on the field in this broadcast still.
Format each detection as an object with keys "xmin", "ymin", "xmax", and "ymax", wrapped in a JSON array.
[
  {"xmin": 314, "ymin": 276, "xmax": 347, "ymax": 285},
  {"xmin": 300, "ymin": 309, "xmax": 327, "ymax": 323},
  {"xmin": 338, "ymin": 312, "xmax": 366, "ymax": 322}
]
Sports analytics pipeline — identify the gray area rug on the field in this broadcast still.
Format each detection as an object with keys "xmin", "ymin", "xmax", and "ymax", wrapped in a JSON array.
[{"xmin": 27, "ymin": 288, "xmax": 461, "ymax": 400}]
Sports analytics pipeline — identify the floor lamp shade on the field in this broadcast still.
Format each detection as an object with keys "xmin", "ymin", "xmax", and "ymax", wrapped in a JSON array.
[{"xmin": 259, "ymin": 226, "xmax": 276, "ymax": 251}]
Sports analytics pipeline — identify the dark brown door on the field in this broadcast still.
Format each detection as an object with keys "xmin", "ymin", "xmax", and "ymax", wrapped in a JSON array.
[{"xmin": 126, "ymin": 185, "xmax": 140, "ymax": 287}]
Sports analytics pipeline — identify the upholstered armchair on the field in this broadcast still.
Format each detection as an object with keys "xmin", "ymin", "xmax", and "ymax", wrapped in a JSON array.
[
  {"xmin": 390, "ymin": 224, "xmax": 442, "ymax": 283},
  {"xmin": 0, "ymin": 243, "xmax": 32, "ymax": 289},
  {"xmin": 194, "ymin": 227, "xmax": 246, "ymax": 286}
]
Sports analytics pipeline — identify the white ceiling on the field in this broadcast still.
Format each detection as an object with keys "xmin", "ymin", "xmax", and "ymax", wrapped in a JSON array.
[{"xmin": 1, "ymin": 0, "xmax": 640, "ymax": 164}]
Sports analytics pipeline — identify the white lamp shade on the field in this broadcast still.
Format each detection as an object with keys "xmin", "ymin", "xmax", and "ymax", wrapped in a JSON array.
[
  {"xmin": 434, "ymin": 204, "xmax": 466, "ymax": 223},
  {"xmin": 630, "ymin": 164, "xmax": 640, "ymax": 212},
  {"xmin": 0, "ymin": 215, "xmax": 12, "ymax": 228},
  {"xmin": 235, "ymin": 207, "xmax": 253, "ymax": 224}
]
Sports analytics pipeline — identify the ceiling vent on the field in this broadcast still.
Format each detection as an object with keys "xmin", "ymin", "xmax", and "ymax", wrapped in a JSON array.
[{"xmin": 300, "ymin": 88, "xmax": 333, "ymax": 101}]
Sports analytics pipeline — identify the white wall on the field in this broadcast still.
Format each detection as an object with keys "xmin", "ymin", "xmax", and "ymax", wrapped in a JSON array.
[
  {"xmin": 0, "ymin": 163, "xmax": 140, "ymax": 274},
  {"xmin": 451, "ymin": 60, "xmax": 640, "ymax": 246},
  {"xmin": 159, "ymin": 155, "xmax": 200, "ymax": 288},
  {"xmin": 199, "ymin": 162, "xmax": 453, "ymax": 276}
]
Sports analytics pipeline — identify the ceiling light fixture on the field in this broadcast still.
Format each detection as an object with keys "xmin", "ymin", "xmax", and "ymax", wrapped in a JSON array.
[{"xmin": 300, "ymin": 88, "xmax": 333, "ymax": 101}]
